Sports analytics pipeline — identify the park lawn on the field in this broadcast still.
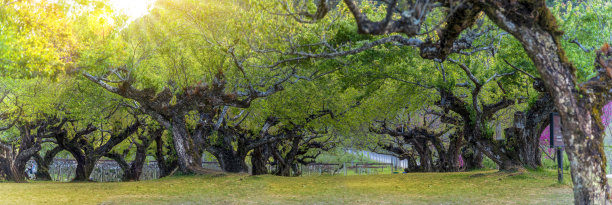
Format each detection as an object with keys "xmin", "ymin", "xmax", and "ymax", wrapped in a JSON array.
[{"xmin": 0, "ymin": 170, "xmax": 572, "ymax": 204}]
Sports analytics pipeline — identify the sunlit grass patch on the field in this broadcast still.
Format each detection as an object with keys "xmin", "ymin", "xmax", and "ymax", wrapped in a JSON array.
[{"xmin": 0, "ymin": 170, "xmax": 572, "ymax": 204}]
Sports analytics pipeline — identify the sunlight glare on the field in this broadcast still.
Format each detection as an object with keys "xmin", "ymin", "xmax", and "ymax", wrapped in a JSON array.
[{"xmin": 108, "ymin": 0, "xmax": 155, "ymax": 20}]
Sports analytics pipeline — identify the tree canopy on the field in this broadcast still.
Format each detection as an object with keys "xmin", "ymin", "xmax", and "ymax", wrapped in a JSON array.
[{"xmin": 3, "ymin": 0, "xmax": 612, "ymax": 203}]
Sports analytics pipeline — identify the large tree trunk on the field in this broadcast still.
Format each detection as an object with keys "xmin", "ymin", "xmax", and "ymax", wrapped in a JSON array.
[
  {"xmin": 271, "ymin": 137, "xmax": 301, "ymax": 177},
  {"xmin": 276, "ymin": 164, "xmax": 292, "ymax": 176},
  {"xmin": 106, "ymin": 141, "xmax": 151, "ymax": 181},
  {"xmin": 0, "ymin": 142, "xmax": 41, "ymax": 182},
  {"xmin": 124, "ymin": 143, "xmax": 150, "ymax": 181},
  {"xmin": 432, "ymin": 134, "xmax": 463, "ymax": 172},
  {"xmin": 504, "ymin": 94, "xmax": 553, "ymax": 170},
  {"xmin": 419, "ymin": 146, "xmax": 434, "ymax": 172},
  {"xmin": 209, "ymin": 147, "xmax": 248, "ymax": 173},
  {"xmin": 8, "ymin": 161, "xmax": 27, "ymax": 183},
  {"xmin": 33, "ymin": 146, "xmax": 63, "ymax": 181},
  {"xmin": 250, "ymin": 146, "xmax": 269, "ymax": 175},
  {"xmin": 406, "ymin": 155, "xmax": 418, "ymax": 172},
  {"xmin": 504, "ymin": 113, "xmax": 542, "ymax": 169},
  {"xmin": 154, "ymin": 134, "xmax": 178, "ymax": 178},
  {"xmin": 72, "ymin": 154, "xmax": 96, "ymax": 182},
  {"xmin": 440, "ymin": 90, "xmax": 528, "ymax": 171},
  {"xmin": 411, "ymin": 138, "xmax": 434, "ymax": 172},
  {"xmin": 206, "ymin": 127, "xmax": 251, "ymax": 173},
  {"xmin": 169, "ymin": 119, "xmax": 205, "ymax": 174},
  {"xmin": 0, "ymin": 159, "xmax": 28, "ymax": 183},
  {"xmin": 464, "ymin": 123, "xmax": 523, "ymax": 171},
  {"xmin": 480, "ymin": 1, "xmax": 610, "ymax": 202},
  {"xmin": 461, "ymin": 145, "xmax": 483, "ymax": 170}
]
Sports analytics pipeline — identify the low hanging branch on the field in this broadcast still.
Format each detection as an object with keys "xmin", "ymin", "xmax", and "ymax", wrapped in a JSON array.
[
  {"xmin": 570, "ymin": 38, "xmax": 595, "ymax": 53},
  {"xmin": 369, "ymin": 115, "xmax": 460, "ymax": 172}
]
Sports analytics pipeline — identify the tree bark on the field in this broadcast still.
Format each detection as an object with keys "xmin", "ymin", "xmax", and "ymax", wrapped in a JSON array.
[
  {"xmin": 169, "ymin": 119, "xmax": 204, "ymax": 174},
  {"xmin": 106, "ymin": 144, "xmax": 150, "ymax": 181},
  {"xmin": 0, "ymin": 158, "xmax": 28, "ymax": 183},
  {"xmin": 208, "ymin": 146, "xmax": 249, "ymax": 173},
  {"xmin": 250, "ymin": 146, "xmax": 269, "ymax": 175},
  {"xmin": 71, "ymin": 152, "xmax": 96, "ymax": 182},
  {"xmin": 0, "ymin": 132, "xmax": 43, "ymax": 182},
  {"xmin": 108, "ymin": 127, "xmax": 158, "ymax": 181},
  {"xmin": 33, "ymin": 146, "xmax": 63, "ymax": 181},
  {"xmin": 432, "ymin": 133, "xmax": 463, "ymax": 172},
  {"xmin": 504, "ymin": 94, "xmax": 553, "ymax": 169},
  {"xmin": 154, "ymin": 133, "xmax": 178, "ymax": 178},
  {"xmin": 412, "ymin": 138, "xmax": 434, "ymax": 172},
  {"xmin": 271, "ymin": 136, "xmax": 302, "ymax": 177},
  {"xmin": 126, "ymin": 145, "xmax": 148, "ymax": 181},
  {"xmin": 462, "ymin": 145, "xmax": 483, "ymax": 170},
  {"xmin": 56, "ymin": 122, "xmax": 139, "ymax": 181},
  {"xmin": 478, "ymin": 1, "xmax": 611, "ymax": 202}
]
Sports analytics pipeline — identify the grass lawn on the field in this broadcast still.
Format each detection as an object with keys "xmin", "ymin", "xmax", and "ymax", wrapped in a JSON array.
[{"xmin": 0, "ymin": 169, "xmax": 572, "ymax": 204}]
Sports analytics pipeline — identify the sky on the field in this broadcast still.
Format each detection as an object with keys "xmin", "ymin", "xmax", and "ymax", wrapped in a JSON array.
[{"xmin": 107, "ymin": 0, "xmax": 156, "ymax": 20}]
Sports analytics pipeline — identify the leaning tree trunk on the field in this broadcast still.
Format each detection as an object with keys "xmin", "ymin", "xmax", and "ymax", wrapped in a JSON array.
[
  {"xmin": 33, "ymin": 146, "xmax": 63, "ymax": 181},
  {"xmin": 169, "ymin": 119, "xmax": 204, "ymax": 174},
  {"xmin": 480, "ymin": 1, "xmax": 610, "ymax": 202}
]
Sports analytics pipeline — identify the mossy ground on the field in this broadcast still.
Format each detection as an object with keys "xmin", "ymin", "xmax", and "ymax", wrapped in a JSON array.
[{"xmin": 0, "ymin": 169, "xmax": 572, "ymax": 204}]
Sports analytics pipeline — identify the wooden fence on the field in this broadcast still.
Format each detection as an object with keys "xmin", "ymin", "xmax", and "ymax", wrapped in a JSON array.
[{"xmin": 299, "ymin": 162, "xmax": 400, "ymax": 176}]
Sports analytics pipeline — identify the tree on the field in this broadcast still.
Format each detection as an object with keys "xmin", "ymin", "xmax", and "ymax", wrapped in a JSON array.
[
  {"xmin": 370, "ymin": 113, "xmax": 462, "ymax": 172},
  {"xmin": 55, "ymin": 118, "xmax": 139, "ymax": 181},
  {"xmin": 0, "ymin": 116, "xmax": 67, "ymax": 182},
  {"xmin": 106, "ymin": 124, "xmax": 162, "ymax": 181},
  {"xmin": 80, "ymin": 0, "xmax": 310, "ymax": 174},
  {"xmin": 281, "ymin": 0, "xmax": 612, "ymax": 201},
  {"xmin": 153, "ymin": 131, "xmax": 179, "ymax": 178},
  {"xmin": 0, "ymin": 78, "xmax": 71, "ymax": 182},
  {"xmin": 32, "ymin": 146, "xmax": 63, "ymax": 181}
]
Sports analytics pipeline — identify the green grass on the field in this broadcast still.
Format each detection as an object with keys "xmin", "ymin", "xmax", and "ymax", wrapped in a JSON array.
[{"xmin": 0, "ymin": 170, "xmax": 573, "ymax": 204}]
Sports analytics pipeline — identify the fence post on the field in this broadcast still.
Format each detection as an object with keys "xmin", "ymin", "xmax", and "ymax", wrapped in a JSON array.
[{"xmin": 344, "ymin": 162, "xmax": 347, "ymax": 176}]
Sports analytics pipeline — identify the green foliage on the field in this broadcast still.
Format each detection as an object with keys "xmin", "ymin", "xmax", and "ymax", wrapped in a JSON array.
[
  {"xmin": 553, "ymin": 0, "xmax": 612, "ymax": 82},
  {"xmin": 482, "ymin": 156, "xmax": 499, "ymax": 170}
]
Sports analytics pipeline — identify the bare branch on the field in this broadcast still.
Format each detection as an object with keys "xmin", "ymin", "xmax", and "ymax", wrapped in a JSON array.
[
  {"xmin": 448, "ymin": 58, "xmax": 480, "ymax": 86},
  {"xmin": 503, "ymin": 59, "xmax": 536, "ymax": 79},
  {"xmin": 570, "ymin": 38, "xmax": 595, "ymax": 53},
  {"xmin": 485, "ymin": 71, "xmax": 515, "ymax": 85}
]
